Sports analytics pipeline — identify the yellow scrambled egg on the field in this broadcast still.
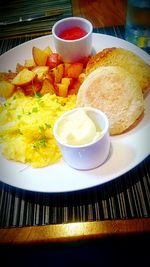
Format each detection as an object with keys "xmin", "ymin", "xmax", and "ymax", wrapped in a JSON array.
[{"xmin": 0, "ymin": 92, "xmax": 76, "ymax": 167}]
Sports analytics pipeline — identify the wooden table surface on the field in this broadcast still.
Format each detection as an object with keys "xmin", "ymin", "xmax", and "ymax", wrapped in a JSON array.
[
  {"xmin": 0, "ymin": 218, "xmax": 150, "ymax": 244},
  {"xmin": 72, "ymin": 0, "xmax": 127, "ymax": 27},
  {"xmin": 0, "ymin": 0, "xmax": 150, "ymax": 245}
]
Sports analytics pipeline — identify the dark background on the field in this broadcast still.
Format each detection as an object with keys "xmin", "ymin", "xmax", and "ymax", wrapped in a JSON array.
[{"xmin": 1, "ymin": 233, "xmax": 149, "ymax": 267}]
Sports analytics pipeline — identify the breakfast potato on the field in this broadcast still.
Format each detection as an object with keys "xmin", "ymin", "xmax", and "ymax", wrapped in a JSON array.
[
  {"xmin": 40, "ymin": 78, "xmax": 55, "ymax": 95},
  {"xmin": 67, "ymin": 63, "xmax": 83, "ymax": 78},
  {"xmin": 0, "ymin": 71, "xmax": 17, "ymax": 82},
  {"xmin": 32, "ymin": 66, "xmax": 49, "ymax": 81},
  {"xmin": 0, "ymin": 80, "xmax": 15, "ymax": 98},
  {"xmin": 62, "ymin": 77, "xmax": 72, "ymax": 85},
  {"xmin": 1, "ymin": 45, "xmax": 88, "ymax": 99},
  {"xmin": 24, "ymin": 58, "xmax": 36, "ymax": 69},
  {"xmin": 51, "ymin": 63, "xmax": 64, "ymax": 83},
  {"xmin": 32, "ymin": 46, "xmax": 48, "ymax": 66},
  {"xmin": 57, "ymin": 83, "xmax": 68, "ymax": 97},
  {"xmin": 43, "ymin": 46, "xmax": 53, "ymax": 56},
  {"xmin": 16, "ymin": 63, "xmax": 25, "ymax": 73},
  {"xmin": 44, "ymin": 72, "xmax": 54, "ymax": 84},
  {"xmin": 64, "ymin": 63, "xmax": 71, "ymax": 76},
  {"xmin": 27, "ymin": 46, "xmax": 52, "ymax": 68},
  {"xmin": 58, "ymin": 77, "xmax": 71, "ymax": 97},
  {"xmin": 12, "ymin": 68, "xmax": 36, "ymax": 86}
]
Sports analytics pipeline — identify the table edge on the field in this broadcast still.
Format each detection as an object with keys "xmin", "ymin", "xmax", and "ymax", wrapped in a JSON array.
[{"xmin": 0, "ymin": 218, "xmax": 150, "ymax": 244}]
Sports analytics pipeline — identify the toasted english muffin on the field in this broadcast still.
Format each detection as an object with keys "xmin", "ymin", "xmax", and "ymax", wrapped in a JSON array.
[
  {"xmin": 86, "ymin": 47, "xmax": 150, "ymax": 95},
  {"xmin": 76, "ymin": 66, "xmax": 144, "ymax": 135}
]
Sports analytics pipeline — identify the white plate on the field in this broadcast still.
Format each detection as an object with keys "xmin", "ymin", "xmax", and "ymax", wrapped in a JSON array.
[{"xmin": 0, "ymin": 33, "xmax": 150, "ymax": 193}]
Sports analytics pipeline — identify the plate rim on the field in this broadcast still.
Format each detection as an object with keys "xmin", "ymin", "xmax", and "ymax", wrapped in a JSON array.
[{"xmin": 0, "ymin": 33, "xmax": 150, "ymax": 193}]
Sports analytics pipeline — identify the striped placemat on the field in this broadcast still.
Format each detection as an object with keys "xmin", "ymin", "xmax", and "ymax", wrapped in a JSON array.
[
  {"xmin": 0, "ymin": 155, "xmax": 149, "ymax": 228},
  {"xmin": 0, "ymin": 26, "xmax": 126, "ymax": 56},
  {"xmin": 0, "ymin": 26, "xmax": 150, "ymax": 228},
  {"xmin": 1, "ymin": 25, "xmax": 149, "ymax": 54},
  {"xmin": 0, "ymin": 0, "xmax": 72, "ymax": 38}
]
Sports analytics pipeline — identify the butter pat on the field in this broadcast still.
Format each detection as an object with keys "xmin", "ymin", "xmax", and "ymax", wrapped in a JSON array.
[{"xmin": 57, "ymin": 109, "xmax": 101, "ymax": 145}]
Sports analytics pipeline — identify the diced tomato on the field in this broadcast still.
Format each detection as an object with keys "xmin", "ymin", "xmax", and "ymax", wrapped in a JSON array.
[
  {"xmin": 68, "ymin": 78, "xmax": 81, "ymax": 95},
  {"xmin": 46, "ymin": 53, "xmax": 62, "ymax": 69}
]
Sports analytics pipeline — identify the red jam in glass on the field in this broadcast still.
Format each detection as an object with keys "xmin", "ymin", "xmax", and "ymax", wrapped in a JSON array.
[{"xmin": 59, "ymin": 27, "xmax": 87, "ymax": 40}]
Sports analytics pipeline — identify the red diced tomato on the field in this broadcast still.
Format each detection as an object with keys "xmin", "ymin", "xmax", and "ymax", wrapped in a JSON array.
[{"xmin": 46, "ymin": 53, "xmax": 62, "ymax": 69}]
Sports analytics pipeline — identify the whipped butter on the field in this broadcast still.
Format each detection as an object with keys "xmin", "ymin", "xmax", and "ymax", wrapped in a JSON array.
[{"xmin": 56, "ymin": 109, "xmax": 101, "ymax": 146}]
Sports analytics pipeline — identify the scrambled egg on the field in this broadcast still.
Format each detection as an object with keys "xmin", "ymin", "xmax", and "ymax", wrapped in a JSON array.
[{"xmin": 0, "ymin": 92, "xmax": 76, "ymax": 167}]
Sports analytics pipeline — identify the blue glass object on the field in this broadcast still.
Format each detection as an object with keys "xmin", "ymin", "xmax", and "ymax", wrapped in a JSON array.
[{"xmin": 125, "ymin": 0, "xmax": 150, "ymax": 53}]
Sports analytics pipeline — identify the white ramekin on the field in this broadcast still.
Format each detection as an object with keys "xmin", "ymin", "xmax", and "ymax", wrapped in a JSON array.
[
  {"xmin": 53, "ymin": 107, "xmax": 110, "ymax": 170},
  {"xmin": 52, "ymin": 17, "xmax": 93, "ymax": 63}
]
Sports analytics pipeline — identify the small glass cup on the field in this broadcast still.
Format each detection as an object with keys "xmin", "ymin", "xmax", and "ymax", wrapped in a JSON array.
[{"xmin": 125, "ymin": 0, "xmax": 150, "ymax": 53}]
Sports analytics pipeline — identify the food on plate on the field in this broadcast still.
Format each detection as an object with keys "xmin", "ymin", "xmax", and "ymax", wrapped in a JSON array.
[
  {"xmin": 40, "ymin": 78, "xmax": 55, "ymax": 95},
  {"xmin": 0, "ymin": 71, "xmax": 17, "ymax": 81},
  {"xmin": 0, "ymin": 92, "xmax": 76, "ymax": 168},
  {"xmin": 54, "ymin": 107, "xmax": 110, "ymax": 170},
  {"xmin": 24, "ymin": 58, "xmax": 36, "ymax": 69},
  {"xmin": 12, "ymin": 68, "xmax": 36, "ymax": 86},
  {"xmin": 86, "ymin": 47, "xmax": 150, "ymax": 95},
  {"xmin": 56, "ymin": 109, "xmax": 102, "ymax": 146},
  {"xmin": 76, "ymin": 66, "xmax": 144, "ymax": 135},
  {"xmin": 0, "ymin": 42, "xmax": 148, "ymax": 169},
  {"xmin": 46, "ymin": 53, "xmax": 62, "ymax": 69},
  {"xmin": 32, "ymin": 66, "xmax": 49, "ymax": 81},
  {"xmin": 32, "ymin": 46, "xmax": 49, "ymax": 66},
  {"xmin": 57, "ymin": 77, "xmax": 71, "ymax": 97},
  {"xmin": 0, "ymin": 46, "xmax": 87, "ymax": 98},
  {"xmin": 67, "ymin": 63, "xmax": 84, "ymax": 78},
  {"xmin": 0, "ymin": 80, "xmax": 15, "ymax": 99}
]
